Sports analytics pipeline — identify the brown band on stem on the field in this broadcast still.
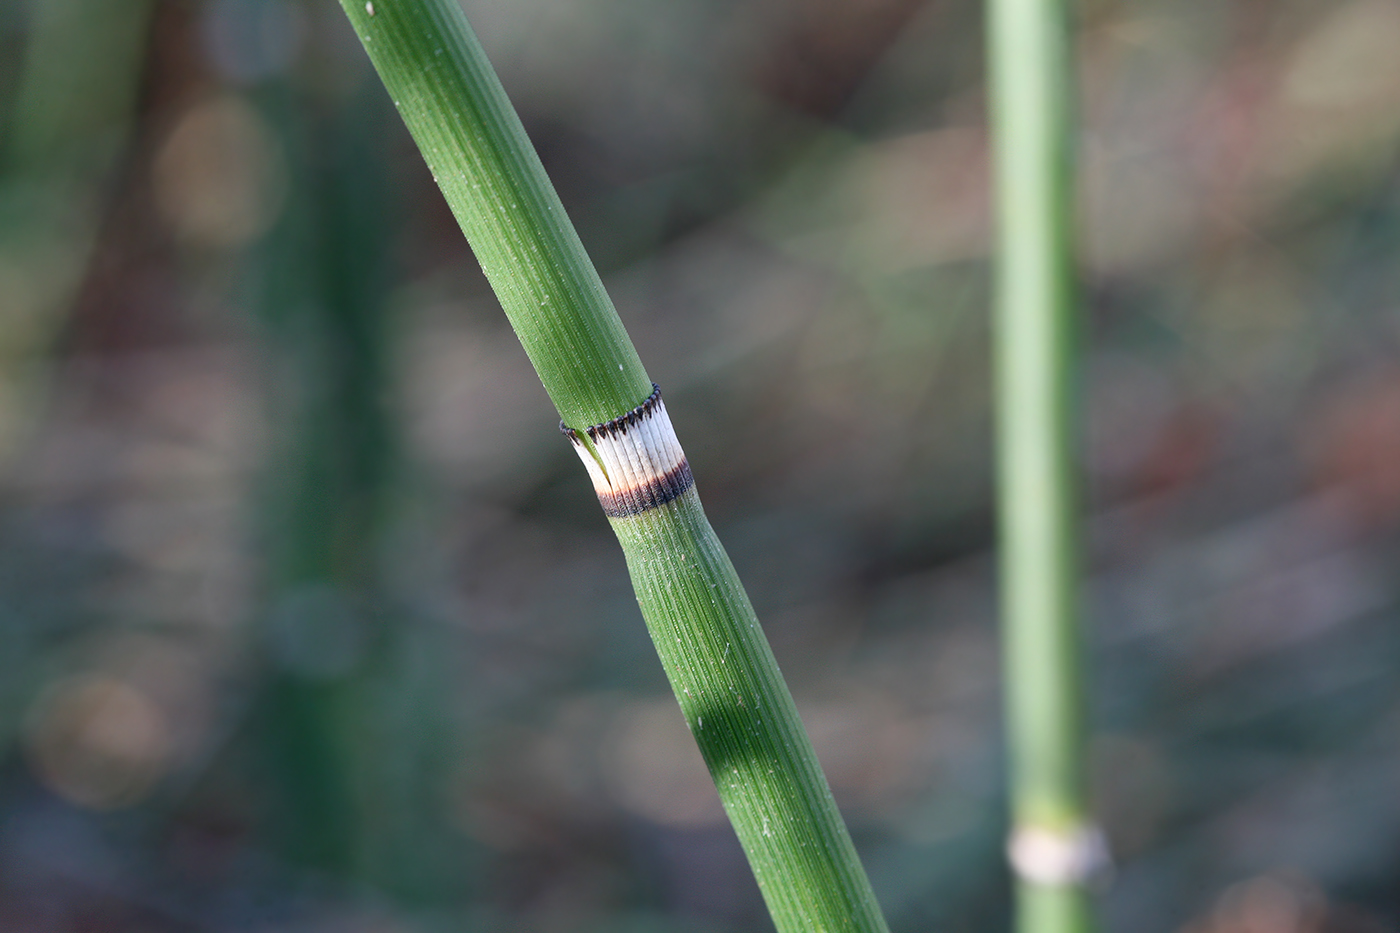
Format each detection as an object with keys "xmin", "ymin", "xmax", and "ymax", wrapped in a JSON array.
[{"xmin": 594, "ymin": 458, "xmax": 695, "ymax": 517}]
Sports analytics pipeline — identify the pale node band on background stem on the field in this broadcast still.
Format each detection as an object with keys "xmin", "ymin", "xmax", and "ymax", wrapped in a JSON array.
[{"xmin": 1007, "ymin": 821, "xmax": 1111, "ymax": 888}]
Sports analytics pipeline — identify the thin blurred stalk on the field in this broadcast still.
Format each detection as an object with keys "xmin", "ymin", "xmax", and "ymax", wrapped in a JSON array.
[
  {"xmin": 988, "ymin": 0, "xmax": 1097, "ymax": 931},
  {"xmin": 251, "ymin": 77, "xmax": 455, "ymax": 896},
  {"xmin": 0, "ymin": 0, "xmax": 151, "ymax": 459},
  {"xmin": 250, "ymin": 79, "xmax": 387, "ymax": 875},
  {"xmin": 5, "ymin": 0, "xmax": 150, "ymax": 172},
  {"xmin": 334, "ymin": 1, "xmax": 889, "ymax": 929}
]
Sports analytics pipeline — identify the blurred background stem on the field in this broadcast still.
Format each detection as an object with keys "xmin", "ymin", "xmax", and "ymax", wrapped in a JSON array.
[
  {"xmin": 988, "ymin": 0, "xmax": 1095, "ymax": 930},
  {"xmin": 0, "ymin": 0, "xmax": 152, "ymax": 462},
  {"xmin": 248, "ymin": 67, "xmax": 456, "ymax": 898},
  {"xmin": 252, "ymin": 77, "xmax": 392, "ymax": 876}
]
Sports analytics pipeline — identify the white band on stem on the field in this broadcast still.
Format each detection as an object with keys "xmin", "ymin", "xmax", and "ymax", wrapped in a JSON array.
[
  {"xmin": 562, "ymin": 384, "xmax": 694, "ymax": 517},
  {"xmin": 1007, "ymin": 823, "xmax": 1110, "ymax": 887}
]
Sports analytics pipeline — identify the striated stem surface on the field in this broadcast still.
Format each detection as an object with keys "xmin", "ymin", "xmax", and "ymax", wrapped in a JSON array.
[{"xmin": 336, "ymin": 1, "xmax": 891, "ymax": 929}]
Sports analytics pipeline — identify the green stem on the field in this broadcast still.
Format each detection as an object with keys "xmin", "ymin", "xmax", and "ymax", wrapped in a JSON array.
[
  {"xmin": 340, "ymin": 0, "xmax": 647, "ymax": 431},
  {"xmin": 336, "ymin": 1, "xmax": 889, "ymax": 929},
  {"xmin": 988, "ymin": 0, "xmax": 1097, "ymax": 931},
  {"xmin": 616, "ymin": 483, "xmax": 888, "ymax": 931}
]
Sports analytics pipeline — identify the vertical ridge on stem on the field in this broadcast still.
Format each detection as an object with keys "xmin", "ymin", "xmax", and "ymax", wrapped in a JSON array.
[{"xmin": 333, "ymin": 1, "xmax": 892, "ymax": 929}]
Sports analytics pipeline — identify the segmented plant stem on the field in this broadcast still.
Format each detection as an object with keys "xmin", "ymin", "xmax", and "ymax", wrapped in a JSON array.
[
  {"xmin": 340, "ymin": 0, "xmax": 648, "ymax": 431},
  {"xmin": 336, "ymin": 1, "xmax": 890, "ymax": 929},
  {"xmin": 615, "ymin": 491, "xmax": 889, "ymax": 931},
  {"xmin": 989, "ymin": 0, "xmax": 1096, "ymax": 930}
]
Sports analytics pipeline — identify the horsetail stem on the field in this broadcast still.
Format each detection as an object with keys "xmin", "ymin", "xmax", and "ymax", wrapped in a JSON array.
[
  {"xmin": 989, "ymin": 0, "xmax": 1102, "ymax": 929},
  {"xmin": 335, "ymin": 1, "xmax": 891, "ymax": 929}
]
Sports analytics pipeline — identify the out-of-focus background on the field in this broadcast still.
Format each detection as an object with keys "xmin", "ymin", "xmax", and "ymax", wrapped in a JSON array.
[{"xmin": 1, "ymin": 0, "xmax": 1399, "ymax": 930}]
